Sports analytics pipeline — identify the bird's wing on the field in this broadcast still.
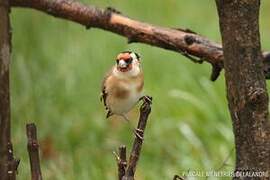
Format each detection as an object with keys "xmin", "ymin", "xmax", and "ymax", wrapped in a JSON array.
[{"xmin": 100, "ymin": 67, "xmax": 113, "ymax": 110}]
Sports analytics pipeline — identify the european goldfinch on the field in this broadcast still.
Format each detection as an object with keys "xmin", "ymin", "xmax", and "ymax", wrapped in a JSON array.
[{"xmin": 101, "ymin": 51, "xmax": 144, "ymax": 120}]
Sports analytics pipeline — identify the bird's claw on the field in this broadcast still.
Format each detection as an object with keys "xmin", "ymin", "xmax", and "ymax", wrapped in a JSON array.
[
  {"xmin": 140, "ymin": 95, "xmax": 153, "ymax": 104},
  {"xmin": 134, "ymin": 128, "xmax": 144, "ymax": 141}
]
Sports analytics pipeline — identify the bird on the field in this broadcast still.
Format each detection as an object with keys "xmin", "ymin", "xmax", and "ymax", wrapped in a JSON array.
[{"xmin": 100, "ymin": 51, "xmax": 145, "ymax": 121}]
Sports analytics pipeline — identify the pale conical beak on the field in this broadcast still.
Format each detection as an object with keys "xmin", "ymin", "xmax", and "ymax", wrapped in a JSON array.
[{"xmin": 119, "ymin": 60, "xmax": 127, "ymax": 68}]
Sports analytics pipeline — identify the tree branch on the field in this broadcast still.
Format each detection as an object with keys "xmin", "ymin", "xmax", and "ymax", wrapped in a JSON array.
[
  {"xmin": 26, "ymin": 123, "xmax": 43, "ymax": 180},
  {"xmin": 10, "ymin": 0, "xmax": 270, "ymax": 81},
  {"xmin": 123, "ymin": 97, "xmax": 152, "ymax": 180},
  {"xmin": 115, "ymin": 145, "xmax": 127, "ymax": 180},
  {"xmin": 0, "ymin": 0, "xmax": 19, "ymax": 179},
  {"xmin": 216, "ymin": 0, "xmax": 270, "ymax": 178},
  {"xmin": 114, "ymin": 97, "xmax": 152, "ymax": 180}
]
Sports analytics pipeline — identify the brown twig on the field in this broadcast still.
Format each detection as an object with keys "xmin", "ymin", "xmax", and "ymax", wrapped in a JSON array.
[
  {"xmin": 26, "ymin": 123, "xmax": 43, "ymax": 180},
  {"xmin": 10, "ymin": 0, "xmax": 270, "ymax": 81},
  {"xmin": 114, "ymin": 97, "xmax": 152, "ymax": 180},
  {"xmin": 116, "ymin": 145, "xmax": 127, "ymax": 180},
  {"xmin": 121, "ymin": 96, "xmax": 152, "ymax": 180}
]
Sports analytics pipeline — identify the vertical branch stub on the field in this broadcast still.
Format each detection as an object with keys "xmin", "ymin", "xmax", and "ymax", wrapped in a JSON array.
[
  {"xmin": 26, "ymin": 123, "xmax": 42, "ymax": 180},
  {"xmin": 118, "ymin": 145, "xmax": 127, "ymax": 180}
]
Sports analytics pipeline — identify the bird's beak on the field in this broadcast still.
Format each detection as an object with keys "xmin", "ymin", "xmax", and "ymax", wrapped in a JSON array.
[{"xmin": 118, "ymin": 59, "xmax": 127, "ymax": 68}]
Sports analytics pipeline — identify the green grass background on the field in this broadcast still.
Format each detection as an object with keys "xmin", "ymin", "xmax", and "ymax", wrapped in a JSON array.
[{"xmin": 10, "ymin": 0, "xmax": 270, "ymax": 179}]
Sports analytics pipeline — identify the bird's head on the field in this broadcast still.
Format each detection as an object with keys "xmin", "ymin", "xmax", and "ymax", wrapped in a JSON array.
[{"xmin": 115, "ymin": 51, "xmax": 141, "ymax": 73}]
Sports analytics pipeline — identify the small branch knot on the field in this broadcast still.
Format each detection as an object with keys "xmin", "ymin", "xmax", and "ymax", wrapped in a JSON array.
[
  {"xmin": 28, "ymin": 139, "xmax": 39, "ymax": 151},
  {"xmin": 184, "ymin": 35, "xmax": 195, "ymax": 46},
  {"xmin": 210, "ymin": 63, "xmax": 223, "ymax": 81}
]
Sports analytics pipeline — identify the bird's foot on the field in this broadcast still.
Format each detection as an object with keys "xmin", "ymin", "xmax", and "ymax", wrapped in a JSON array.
[
  {"xmin": 139, "ymin": 95, "xmax": 153, "ymax": 104},
  {"xmin": 134, "ymin": 128, "xmax": 144, "ymax": 141}
]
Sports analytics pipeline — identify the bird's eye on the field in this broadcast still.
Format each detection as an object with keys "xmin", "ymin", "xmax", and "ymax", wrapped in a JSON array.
[
  {"xmin": 116, "ymin": 59, "xmax": 119, "ymax": 64},
  {"xmin": 126, "ymin": 58, "xmax": 132, "ymax": 64},
  {"xmin": 135, "ymin": 53, "xmax": 140, "ymax": 59}
]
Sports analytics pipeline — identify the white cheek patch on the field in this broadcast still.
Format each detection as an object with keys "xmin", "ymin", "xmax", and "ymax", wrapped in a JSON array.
[
  {"xmin": 130, "ymin": 52, "xmax": 137, "ymax": 61},
  {"xmin": 129, "ymin": 64, "xmax": 140, "ymax": 76},
  {"xmin": 133, "ymin": 59, "xmax": 138, "ymax": 64}
]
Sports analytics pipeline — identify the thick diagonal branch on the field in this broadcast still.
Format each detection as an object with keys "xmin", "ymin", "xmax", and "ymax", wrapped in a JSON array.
[{"xmin": 10, "ymin": 0, "xmax": 270, "ymax": 81}]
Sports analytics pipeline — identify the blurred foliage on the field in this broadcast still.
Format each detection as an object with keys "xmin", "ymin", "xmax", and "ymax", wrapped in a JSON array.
[{"xmin": 10, "ymin": 0, "xmax": 270, "ymax": 179}]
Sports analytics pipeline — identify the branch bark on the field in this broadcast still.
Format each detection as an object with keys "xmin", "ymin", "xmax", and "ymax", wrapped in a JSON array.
[
  {"xmin": 26, "ymin": 123, "xmax": 42, "ymax": 180},
  {"xmin": 10, "ymin": 0, "xmax": 270, "ymax": 81},
  {"xmin": 116, "ymin": 145, "xmax": 127, "ymax": 180},
  {"xmin": 0, "ymin": 0, "xmax": 19, "ymax": 179},
  {"xmin": 215, "ymin": 0, "xmax": 270, "ymax": 179},
  {"xmin": 114, "ymin": 97, "xmax": 152, "ymax": 180},
  {"xmin": 123, "ymin": 97, "xmax": 152, "ymax": 180}
]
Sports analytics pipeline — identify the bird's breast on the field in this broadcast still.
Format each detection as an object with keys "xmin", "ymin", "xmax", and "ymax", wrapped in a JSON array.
[
  {"xmin": 106, "ymin": 77, "xmax": 143, "ymax": 114},
  {"xmin": 115, "ymin": 80, "xmax": 142, "ymax": 100}
]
